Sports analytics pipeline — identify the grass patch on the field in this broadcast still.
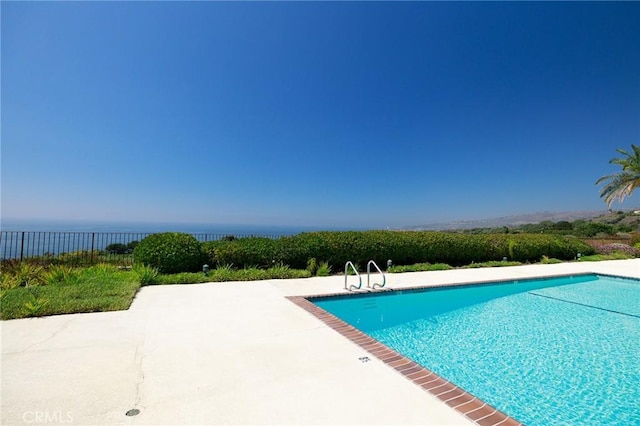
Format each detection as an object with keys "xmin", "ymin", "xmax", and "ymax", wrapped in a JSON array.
[
  {"xmin": 155, "ymin": 264, "xmax": 311, "ymax": 284},
  {"xmin": 156, "ymin": 272, "xmax": 211, "ymax": 285},
  {"xmin": 462, "ymin": 261, "xmax": 522, "ymax": 268},
  {"xmin": 579, "ymin": 252, "xmax": 635, "ymax": 261},
  {"xmin": 0, "ymin": 261, "xmax": 311, "ymax": 319},
  {"xmin": 1, "ymin": 265, "xmax": 141, "ymax": 320},
  {"xmin": 388, "ymin": 263, "xmax": 453, "ymax": 273}
]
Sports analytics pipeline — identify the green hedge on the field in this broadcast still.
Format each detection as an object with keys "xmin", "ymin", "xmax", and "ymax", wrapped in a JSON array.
[
  {"xmin": 202, "ymin": 237, "xmax": 279, "ymax": 268},
  {"xmin": 203, "ymin": 231, "xmax": 594, "ymax": 270},
  {"xmin": 134, "ymin": 232, "xmax": 206, "ymax": 273}
]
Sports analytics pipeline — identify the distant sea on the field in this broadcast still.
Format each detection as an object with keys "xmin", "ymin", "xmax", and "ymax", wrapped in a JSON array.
[
  {"xmin": 0, "ymin": 219, "xmax": 369, "ymax": 259},
  {"xmin": 0, "ymin": 218, "xmax": 365, "ymax": 235}
]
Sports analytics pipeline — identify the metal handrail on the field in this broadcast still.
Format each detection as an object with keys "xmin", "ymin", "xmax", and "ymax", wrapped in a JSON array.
[
  {"xmin": 367, "ymin": 260, "xmax": 386, "ymax": 289},
  {"xmin": 344, "ymin": 261, "xmax": 362, "ymax": 291}
]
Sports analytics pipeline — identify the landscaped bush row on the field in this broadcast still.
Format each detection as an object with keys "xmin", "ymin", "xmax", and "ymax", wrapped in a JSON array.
[
  {"xmin": 201, "ymin": 231, "xmax": 595, "ymax": 271},
  {"xmin": 134, "ymin": 233, "xmax": 207, "ymax": 273}
]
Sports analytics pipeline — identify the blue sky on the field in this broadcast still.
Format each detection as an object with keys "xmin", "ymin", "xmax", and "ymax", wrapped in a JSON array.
[{"xmin": 2, "ymin": 2, "xmax": 639, "ymax": 229}]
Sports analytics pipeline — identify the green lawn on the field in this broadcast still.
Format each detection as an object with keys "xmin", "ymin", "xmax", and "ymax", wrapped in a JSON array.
[
  {"xmin": 1, "ymin": 265, "xmax": 141, "ymax": 320},
  {"xmin": 0, "ymin": 263, "xmax": 311, "ymax": 320},
  {"xmin": 579, "ymin": 252, "xmax": 635, "ymax": 261}
]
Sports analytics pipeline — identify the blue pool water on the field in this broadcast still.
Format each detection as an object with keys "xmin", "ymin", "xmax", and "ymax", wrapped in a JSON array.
[{"xmin": 313, "ymin": 274, "xmax": 640, "ymax": 425}]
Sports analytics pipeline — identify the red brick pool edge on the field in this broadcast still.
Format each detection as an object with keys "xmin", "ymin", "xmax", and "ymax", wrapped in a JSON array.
[{"xmin": 287, "ymin": 295, "xmax": 523, "ymax": 426}]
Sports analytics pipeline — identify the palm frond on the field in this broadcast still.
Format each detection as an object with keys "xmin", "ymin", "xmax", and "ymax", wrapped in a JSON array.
[{"xmin": 596, "ymin": 144, "xmax": 640, "ymax": 207}]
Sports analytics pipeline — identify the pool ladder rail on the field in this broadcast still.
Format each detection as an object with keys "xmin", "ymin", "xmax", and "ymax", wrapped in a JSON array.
[{"xmin": 344, "ymin": 260, "xmax": 386, "ymax": 291}]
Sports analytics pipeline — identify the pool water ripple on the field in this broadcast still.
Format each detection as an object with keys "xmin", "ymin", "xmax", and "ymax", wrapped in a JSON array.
[{"xmin": 315, "ymin": 275, "xmax": 640, "ymax": 425}]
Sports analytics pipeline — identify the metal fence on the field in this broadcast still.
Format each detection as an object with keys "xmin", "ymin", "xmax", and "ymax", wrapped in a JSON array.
[{"xmin": 0, "ymin": 231, "xmax": 283, "ymax": 266}]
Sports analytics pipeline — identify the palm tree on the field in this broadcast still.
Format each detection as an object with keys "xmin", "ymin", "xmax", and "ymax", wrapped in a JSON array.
[{"xmin": 596, "ymin": 144, "xmax": 640, "ymax": 207}]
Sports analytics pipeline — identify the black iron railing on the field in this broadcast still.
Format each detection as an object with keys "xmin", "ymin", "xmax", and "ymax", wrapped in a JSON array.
[{"xmin": 0, "ymin": 231, "xmax": 283, "ymax": 266}]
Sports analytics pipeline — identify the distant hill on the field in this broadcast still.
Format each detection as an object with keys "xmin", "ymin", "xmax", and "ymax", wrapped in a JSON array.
[
  {"xmin": 408, "ymin": 210, "xmax": 612, "ymax": 231},
  {"xmin": 590, "ymin": 210, "xmax": 640, "ymax": 229}
]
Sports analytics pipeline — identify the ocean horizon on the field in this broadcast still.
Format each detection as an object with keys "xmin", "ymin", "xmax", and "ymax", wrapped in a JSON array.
[{"xmin": 0, "ymin": 219, "xmax": 374, "ymax": 259}]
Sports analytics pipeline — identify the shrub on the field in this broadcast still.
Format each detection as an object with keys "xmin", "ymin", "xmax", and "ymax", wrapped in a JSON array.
[
  {"xmin": 303, "ymin": 232, "xmax": 574, "ymax": 267},
  {"xmin": 591, "ymin": 242, "xmax": 639, "ymax": 257},
  {"xmin": 22, "ymin": 293, "xmax": 50, "ymax": 316},
  {"xmin": 306, "ymin": 258, "xmax": 318, "ymax": 275},
  {"xmin": 267, "ymin": 263, "xmax": 312, "ymax": 279},
  {"xmin": 203, "ymin": 237, "xmax": 278, "ymax": 268},
  {"xmin": 540, "ymin": 255, "xmax": 563, "ymax": 264},
  {"xmin": 316, "ymin": 261, "xmax": 332, "ymax": 276},
  {"xmin": 133, "ymin": 264, "xmax": 159, "ymax": 285},
  {"xmin": 1, "ymin": 274, "xmax": 20, "ymax": 290},
  {"xmin": 233, "ymin": 267, "xmax": 265, "ymax": 281},
  {"xmin": 105, "ymin": 242, "xmax": 138, "ymax": 254},
  {"xmin": 45, "ymin": 265, "xmax": 80, "ymax": 285},
  {"xmin": 134, "ymin": 232, "xmax": 206, "ymax": 273},
  {"xmin": 346, "ymin": 262, "xmax": 361, "ymax": 275},
  {"xmin": 210, "ymin": 264, "xmax": 236, "ymax": 281},
  {"xmin": 105, "ymin": 243, "xmax": 128, "ymax": 254},
  {"xmin": 201, "ymin": 231, "xmax": 594, "ymax": 271},
  {"xmin": 573, "ymin": 222, "xmax": 615, "ymax": 237},
  {"xmin": 3, "ymin": 263, "xmax": 47, "ymax": 288},
  {"xmin": 616, "ymin": 224, "xmax": 634, "ymax": 233}
]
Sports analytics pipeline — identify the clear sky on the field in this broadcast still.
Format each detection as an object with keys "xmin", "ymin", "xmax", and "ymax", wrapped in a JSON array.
[{"xmin": 2, "ymin": 1, "xmax": 639, "ymax": 229}]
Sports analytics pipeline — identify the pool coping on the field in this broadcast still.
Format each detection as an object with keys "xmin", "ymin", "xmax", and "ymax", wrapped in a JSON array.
[{"xmin": 287, "ymin": 272, "xmax": 638, "ymax": 426}]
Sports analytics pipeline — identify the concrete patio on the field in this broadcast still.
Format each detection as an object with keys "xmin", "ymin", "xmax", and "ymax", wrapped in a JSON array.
[{"xmin": 2, "ymin": 259, "xmax": 638, "ymax": 425}]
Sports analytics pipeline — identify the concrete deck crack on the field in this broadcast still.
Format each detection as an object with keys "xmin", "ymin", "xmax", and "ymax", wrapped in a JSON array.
[
  {"xmin": 19, "ymin": 317, "xmax": 76, "ymax": 353},
  {"xmin": 131, "ymin": 327, "xmax": 148, "ymax": 411}
]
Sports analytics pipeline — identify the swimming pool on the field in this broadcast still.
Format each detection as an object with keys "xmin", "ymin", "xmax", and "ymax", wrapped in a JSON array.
[{"xmin": 310, "ymin": 274, "xmax": 640, "ymax": 425}]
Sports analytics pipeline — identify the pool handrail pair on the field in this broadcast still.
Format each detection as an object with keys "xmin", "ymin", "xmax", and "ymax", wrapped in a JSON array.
[{"xmin": 344, "ymin": 260, "xmax": 386, "ymax": 291}]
